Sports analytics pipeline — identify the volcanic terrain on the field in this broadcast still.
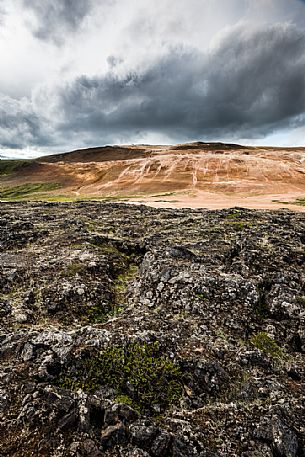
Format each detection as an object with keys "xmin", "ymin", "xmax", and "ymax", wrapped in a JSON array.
[
  {"xmin": 0, "ymin": 202, "xmax": 305, "ymax": 456},
  {"xmin": 1, "ymin": 142, "xmax": 305, "ymax": 210}
]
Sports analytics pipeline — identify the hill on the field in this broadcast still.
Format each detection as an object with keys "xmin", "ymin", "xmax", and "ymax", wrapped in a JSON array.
[{"xmin": 0, "ymin": 142, "xmax": 305, "ymax": 210}]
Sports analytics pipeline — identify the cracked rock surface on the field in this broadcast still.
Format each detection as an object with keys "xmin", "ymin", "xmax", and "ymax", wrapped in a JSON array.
[{"xmin": 0, "ymin": 202, "xmax": 304, "ymax": 457}]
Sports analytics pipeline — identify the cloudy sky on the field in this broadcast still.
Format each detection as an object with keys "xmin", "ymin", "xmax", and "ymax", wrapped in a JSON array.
[{"xmin": 1, "ymin": 0, "xmax": 305, "ymax": 158}]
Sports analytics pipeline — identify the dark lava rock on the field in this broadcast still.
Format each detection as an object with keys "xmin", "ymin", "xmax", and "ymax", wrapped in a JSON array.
[{"xmin": 0, "ymin": 202, "xmax": 304, "ymax": 457}]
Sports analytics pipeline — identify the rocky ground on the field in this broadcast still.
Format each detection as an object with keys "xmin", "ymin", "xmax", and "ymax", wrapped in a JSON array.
[{"xmin": 0, "ymin": 201, "xmax": 304, "ymax": 457}]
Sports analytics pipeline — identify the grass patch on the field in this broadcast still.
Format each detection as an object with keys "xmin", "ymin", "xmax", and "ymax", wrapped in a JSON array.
[
  {"xmin": 150, "ymin": 191, "xmax": 179, "ymax": 198},
  {"xmin": 294, "ymin": 198, "xmax": 305, "ymax": 206},
  {"xmin": 250, "ymin": 332, "xmax": 283, "ymax": 359},
  {"xmin": 0, "ymin": 159, "xmax": 30, "ymax": 176},
  {"xmin": 272, "ymin": 197, "xmax": 305, "ymax": 206},
  {"xmin": 0, "ymin": 189, "xmax": 185, "ymax": 203},
  {"xmin": 58, "ymin": 341, "xmax": 182, "ymax": 414},
  {"xmin": 32, "ymin": 195, "xmax": 76, "ymax": 202},
  {"xmin": 0, "ymin": 182, "xmax": 61, "ymax": 200}
]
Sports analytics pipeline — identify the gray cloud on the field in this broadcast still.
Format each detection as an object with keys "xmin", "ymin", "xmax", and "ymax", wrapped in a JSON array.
[
  {"xmin": 53, "ymin": 23, "xmax": 305, "ymax": 142},
  {"xmin": 22, "ymin": 0, "xmax": 94, "ymax": 44},
  {"xmin": 2, "ymin": 22, "xmax": 305, "ymax": 153},
  {"xmin": 0, "ymin": 0, "xmax": 6, "ymax": 23},
  {"xmin": 0, "ymin": 94, "xmax": 53, "ymax": 150}
]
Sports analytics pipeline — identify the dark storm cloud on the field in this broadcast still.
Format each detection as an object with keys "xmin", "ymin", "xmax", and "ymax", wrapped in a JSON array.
[
  {"xmin": 0, "ymin": 95, "xmax": 52, "ymax": 149},
  {"xmin": 54, "ymin": 23, "xmax": 305, "ymax": 142},
  {"xmin": 2, "ymin": 22, "xmax": 305, "ymax": 150},
  {"xmin": 22, "ymin": 0, "xmax": 93, "ymax": 44}
]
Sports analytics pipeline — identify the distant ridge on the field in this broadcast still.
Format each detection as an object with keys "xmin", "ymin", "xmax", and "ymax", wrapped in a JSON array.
[
  {"xmin": 1, "ymin": 142, "xmax": 305, "ymax": 211},
  {"xmin": 37, "ymin": 142, "xmax": 250, "ymax": 162},
  {"xmin": 174, "ymin": 141, "xmax": 249, "ymax": 150},
  {"xmin": 39, "ymin": 145, "xmax": 149, "ymax": 163}
]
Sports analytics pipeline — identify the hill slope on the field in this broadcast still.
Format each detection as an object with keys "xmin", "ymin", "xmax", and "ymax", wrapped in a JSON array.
[{"xmin": 1, "ymin": 143, "xmax": 305, "ymax": 210}]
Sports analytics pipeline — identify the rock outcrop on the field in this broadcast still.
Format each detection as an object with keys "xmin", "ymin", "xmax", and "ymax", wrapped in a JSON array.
[{"xmin": 0, "ymin": 202, "xmax": 304, "ymax": 456}]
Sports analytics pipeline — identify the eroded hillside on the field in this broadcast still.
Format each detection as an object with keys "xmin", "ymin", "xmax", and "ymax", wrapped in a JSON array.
[
  {"xmin": 0, "ymin": 202, "xmax": 305, "ymax": 456},
  {"xmin": 1, "ymin": 143, "xmax": 305, "ymax": 210}
]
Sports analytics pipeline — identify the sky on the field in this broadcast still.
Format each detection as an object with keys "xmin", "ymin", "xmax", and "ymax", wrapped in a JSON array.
[{"xmin": 1, "ymin": 0, "xmax": 305, "ymax": 158}]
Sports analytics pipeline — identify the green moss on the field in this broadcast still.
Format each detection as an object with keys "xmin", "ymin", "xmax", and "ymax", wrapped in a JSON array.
[
  {"xmin": 114, "ymin": 264, "xmax": 138, "ymax": 301},
  {"xmin": 195, "ymin": 292, "xmax": 207, "ymax": 301},
  {"xmin": 86, "ymin": 242, "xmax": 138, "ymax": 324},
  {"xmin": 296, "ymin": 296, "xmax": 305, "ymax": 306},
  {"xmin": 0, "ymin": 182, "xmax": 61, "ymax": 200},
  {"xmin": 115, "ymin": 395, "xmax": 134, "ymax": 407},
  {"xmin": 250, "ymin": 332, "xmax": 283, "ymax": 358},
  {"xmin": 225, "ymin": 221, "xmax": 247, "ymax": 230},
  {"xmin": 87, "ymin": 303, "xmax": 124, "ymax": 324},
  {"xmin": 226, "ymin": 211, "xmax": 243, "ymax": 219},
  {"xmin": 58, "ymin": 341, "xmax": 182, "ymax": 414},
  {"xmin": 61, "ymin": 262, "xmax": 86, "ymax": 277}
]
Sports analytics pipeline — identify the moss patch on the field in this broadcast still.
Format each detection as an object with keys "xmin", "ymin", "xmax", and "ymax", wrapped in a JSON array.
[
  {"xmin": 296, "ymin": 296, "xmax": 305, "ymax": 306},
  {"xmin": 87, "ymin": 240, "xmax": 139, "ymax": 323},
  {"xmin": 58, "ymin": 341, "xmax": 182, "ymax": 414},
  {"xmin": 250, "ymin": 332, "xmax": 283, "ymax": 359},
  {"xmin": 61, "ymin": 262, "xmax": 87, "ymax": 277}
]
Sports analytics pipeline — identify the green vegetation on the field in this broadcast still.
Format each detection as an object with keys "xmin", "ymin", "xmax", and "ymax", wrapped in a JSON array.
[
  {"xmin": 150, "ymin": 191, "xmax": 179, "ymax": 198},
  {"xmin": 0, "ymin": 159, "xmax": 30, "ymax": 176},
  {"xmin": 225, "ymin": 220, "xmax": 247, "ymax": 230},
  {"xmin": 87, "ymin": 302, "xmax": 124, "ymax": 323},
  {"xmin": 272, "ymin": 197, "xmax": 305, "ymax": 206},
  {"xmin": 115, "ymin": 394, "xmax": 134, "ymax": 407},
  {"xmin": 61, "ymin": 262, "xmax": 87, "ymax": 277},
  {"xmin": 294, "ymin": 197, "xmax": 305, "ymax": 206},
  {"xmin": 58, "ymin": 341, "xmax": 182, "ymax": 414},
  {"xmin": 226, "ymin": 211, "xmax": 243, "ymax": 219},
  {"xmin": 86, "ymin": 240, "xmax": 138, "ymax": 323},
  {"xmin": 296, "ymin": 296, "xmax": 305, "ymax": 306},
  {"xmin": 250, "ymin": 331, "xmax": 283, "ymax": 358},
  {"xmin": 224, "ymin": 212, "xmax": 249, "ymax": 230},
  {"xmin": 0, "ymin": 182, "xmax": 61, "ymax": 200},
  {"xmin": 114, "ymin": 264, "xmax": 138, "ymax": 300},
  {"xmin": 195, "ymin": 292, "xmax": 207, "ymax": 300},
  {"xmin": 32, "ymin": 195, "xmax": 76, "ymax": 202}
]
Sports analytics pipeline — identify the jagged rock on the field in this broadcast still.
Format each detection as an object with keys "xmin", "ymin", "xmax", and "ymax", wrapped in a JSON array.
[
  {"xmin": 0, "ymin": 301, "xmax": 11, "ymax": 317},
  {"xmin": 150, "ymin": 430, "xmax": 172, "ymax": 456},
  {"xmin": 129, "ymin": 420, "xmax": 159, "ymax": 449},
  {"xmin": 101, "ymin": 423, "xmax": 128, "ymax": 448},
  {"xmin": 0, "ymin": 202, "xmax": 305, "ymax": 457},
  {"xmin": 271, "ymin": 417, "xmax": 299, "ymax": 457}
]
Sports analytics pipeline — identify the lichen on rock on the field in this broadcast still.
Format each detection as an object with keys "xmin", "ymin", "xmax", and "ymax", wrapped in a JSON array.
[{"xmin": 0, "ymin": 202, "xmax": 304, "ymax": 456}]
